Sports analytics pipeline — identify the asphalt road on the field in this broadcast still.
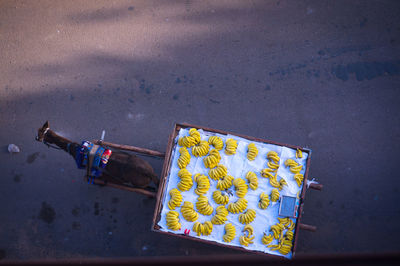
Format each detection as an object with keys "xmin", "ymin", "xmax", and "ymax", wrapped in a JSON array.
[{"xmin": 1, "ymin": 0, "xmax": 400, "ymax": 260}]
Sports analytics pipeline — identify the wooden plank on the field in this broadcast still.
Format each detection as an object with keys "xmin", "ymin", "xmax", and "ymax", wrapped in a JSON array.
[
  {"xmin": 152, "ymin": 123, "xmax": 315, "ymax": 258},
  {"xmin": 92, "ymin": 179, "xmax": 156, "ymax": 197}
]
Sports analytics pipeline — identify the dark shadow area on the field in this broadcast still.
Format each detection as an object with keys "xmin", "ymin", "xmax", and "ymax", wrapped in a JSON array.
[{"xmin": 1, "ymin": 0, "xmax": 400, "ymax": 260}]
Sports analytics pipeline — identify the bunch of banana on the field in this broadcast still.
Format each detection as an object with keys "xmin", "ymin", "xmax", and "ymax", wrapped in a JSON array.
[
  {"xmin": 196, "ymin": 195, "xmax": 213, "ymax": 215},
  {"xmin": 238, "ymin": 209, "xmax": 256, "ymax": 224},
  {"xmin": 166, "ymin": 211, "xmax": 181, "ymax": 231},
  {"xmin": 260, "ymin": 168, "xmax": 275, "ymax": 179},
  {"xmin": 294, "ymin": 173, "xmax": 304, "ymax": 187},
  {"xmin": 227, "ymin": 198, "xmax": 248, "ymax": 214},
  {"xmin": 247, "ymin": 143, "xmax": 258, "ymax": 161},
  {"xmin": 233, "ymin": 178, "xmax": 248, "ymax": 198},
  {"xmin": 278, "ymin": 217, "xmax": 295, "ymax": 231},
  {"xmin": 225, "ymin": 138, "xmax": 238, "ymax": 155},
  {"xmin": 268, "ymin": 235, "xmax": 293, "ymax": 255},
  {"xmin": 245, "ymin": 171, "xmax": 258, "ymax": 190},
  {"xmin": 270, "ymin": 223, "xmax": 285, "ymax": 239},
  {"xmin": 192, "ymin": 140, "xmax": 210, "ymax": 157},
  {"xmin": 177, "ymin": 147, "xmax": 191, "ymax": 169},
  {"xmin": 284, "ymin": 159, "xmax": 303, "ymax": 173},
  {"xmin": 208, "ymin": 164, "xmax": 227, "ymax": 180},
  {"xmin": 285, "ymin": 158, "xmax": 304, "ymax": 187},
  {"xmin": 178, "ymin": 128, "xmax": 200, "ymax": 147},
  {"xmin": 223, "ymin": 223, "xmax": 236, "ymax": 242},
  {"xmin": 217, "ymin": 175, "xmax": 234, "ymax": 190},
  {"xmin": 270, "ymin": 189, "xmax": 280, "ymax": 202},
  {"xmin": 208, "ymin": 136, "xmax": 224, "ymax": 150},
  {"xmin": 211, "ymin": 206, "xmax": 228, "ymax": 225},
  {"xmin": 193, "ymin": 173, "xmax": 210, "ymax": 195},
  {"xmin": 267, "ymin": 151, "xmax": 280, "ymax": 164},
  {"xmin": 258, "ymin": 192, "xmax": 270, "ymax": 209},
  {"xmin": 296, "ymin": 148, "xmax": 303, "ymax": 159},
  {"xmin": 212, "ymin": 190, "xmax": 229, "ymax": 205},
  {"xmin": 239, "ymin": 225, "xmax": 255, "ymax": 247},
  {"xmin": 177, "ymin": 168, "xmax": 193, "ymax": 191},
  {"xmin": 261, "ymin": 232, "xmax": 274, "ymax": 245},
  {"xmin": 168, "ymin": 188, "xmax": 183, "ymax": 210},
  {"xmin": 203, "ymin": 149, "xmax": 221, "ymax": 169},
  {"xmin": 193, "ymin": 221, "xmax": 213, "ymax": 236},
  {"xmin": 181, "ymin": 201, "xmax": 198, "ymax": 222},
  {"xmin": 267, "ymin": 160, "xmax": 280, "ymax": 170}
]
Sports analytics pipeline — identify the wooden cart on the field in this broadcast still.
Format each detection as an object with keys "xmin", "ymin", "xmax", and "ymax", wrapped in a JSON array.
[{"xmin": 94, "ymin": 123, "xmax": 322, "ymax": 258}]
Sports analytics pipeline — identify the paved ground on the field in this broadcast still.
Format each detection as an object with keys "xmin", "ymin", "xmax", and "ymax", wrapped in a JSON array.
[{"xmin": 1, "ymin": 0, "xmax": 400, "ymax": 260}]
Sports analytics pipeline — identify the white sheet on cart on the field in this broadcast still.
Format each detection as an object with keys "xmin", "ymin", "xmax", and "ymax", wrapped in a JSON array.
[{"xmin": 157, "ymin": 128, "xmax": 308, "ymax": 259}]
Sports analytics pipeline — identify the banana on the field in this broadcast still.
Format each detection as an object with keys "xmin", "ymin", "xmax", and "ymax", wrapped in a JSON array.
[
  {"xmin": 193, "ymin": 174, "xmax": 210, "ymax": 195},
  {"xmin": 178, "ymin": 128, "xmax": 200, "ymax": 147},
  {"xmin": 168, "ymin": 188, "xmax": 183, "ymax": 210},
  {"xmin": 258, "ymin": 192, "xmax": 270, "ymax": 209},
  {"xmin": 233, "ymin": 178, "xmax": 248, "ymax": 198},
  {"xmin": 177, "ymin": 147, "xmax": 191, "ymax": 169},
  {"xmin": 208, "ymin": 136, "xmax": 224, "ymax": 150},
  {"xmin": 267, "ymin": 161, "xmax": 279, "ymax": 169},
  {"xmin": 177, "ymin": 168, "xmax": 193, "ymax": 191},
  {"xmin": 247, "ymin": 143, "xmax": 258, "ymax": 161},
  {"xmin": 211, "ymin": 206, "xmax": 228, "ymax": 225},
  {"xmin": 267, "ymin": 151, "xmax": 280, "ymax": 164},
  {"xmin": 217, "ymin": 175, "xmax": 234, "ymax": 190},
  {"xmin": 294, "ymin": 173, "xmax": 304, "ymax": 187},
  {"xmin": 196, "ymin": 195, "xmax": 213, "ymax": 216},
  {"xmin": 192, "ymin": 140, "xmax": 210, "ymax": 157},
  {"xmin": 223, "ymin": 223, "xmax": 236, "ymax": 242},
  {"xmin": 192, "ymin": 221, "xmax": 213, "ymax": 236},
  {"xmin": 270, "ymin": 189, "xmax": 280, "ymax": 202},
  {"xmin": 209, "ymin": 164, "xmax": 227, "ymax": 180},
  {"xmin": 203, "ymin": 149, "xmax": 221, "ymax": 169},
  {"xmin": 262, "ymin": 233, "xmax": 274, "ymax": 245},
  {"xmin": 279, "ymin": 178, "xmax": 287, "ymax": 190},
  {"xmin": 225, "ymin": 138, "xmax": 238, "ymax": 155},
  {"xmin": 239, "ymin": 209, "xmax": 256, "ymax": 224},
  {"xmin": 212, "ymin": 190, "xmax": 229, "ymax": 205},
  {"xmin": 270, "ymin": 223, "xmax": 284, "ymax": 239},
  {"xmin": 166, "ymin": 211, "xmax": 181, "ymax": 231},
  {"xmin": 181, "ymin": 201, "xmax": 199, "ymax": 222},
  {"xmin": 296, "ymin": 148, "xmax": 303, "ymax": 159},
  {"xmin": 245, "ymin": 171, "xmax": 258, "ymax": 190},
  {"xmin": 239, "ymin": 225, "xmax": 255, "ymax": 246},
  {"xmin": 227, "ymin": 198, "xmax": 248, "ymax": 214}
]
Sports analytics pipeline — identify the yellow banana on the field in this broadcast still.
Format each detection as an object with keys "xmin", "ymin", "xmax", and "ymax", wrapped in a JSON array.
[
  {"xmin": 166, "ymin": 211, "xmax": 181, "ymax": 231},
  {"xmin": 245, "ymin": 171, "xmax": 258, "ymax": 190},
  {"xmin": 211, "ymin": 206, "xmax": 228, "ymax": 225},
  {"xmin": 233, "ymin": 178, "xmax": 248, "ymax": 198},
  {"xmin": 177, "ymin": 168, "xmax": 193, "ymax": 191},
  {"xmin": 168, "ymin": 188, "xmax": 182, "ymax": 210},
  {"xmin": 262, "ymin": 233, "xmax": 274, "ymax": 245},
  {"xmin": 239, "ymin": 225, "xmax": 255, "ymax": 246},
  {"xmin": 212, "ymin": 190, "xmax": 229, "ymax": 205},
  {"xmin": 192, "ymin": 140, "xmax": 210, "ymax": 157},
  {"xmin": 247, "ymin": 143, "xmax": 258, "ymax": 161},
  {"xmin": 270, "ymin": 189, "xmax": 280, "ymax": 202},
  {"xmin": 296, "ymin": 148, "xmax": 303, "ymax": 159},
  {"xmin": 193, "ymin": 174, "xmax": 210, "ymax": 195},
  {"xmin": 209, "ymin": 164, "xmax": 227, "ymax": 180},
  {"xmin": 239, "ymin": 209, "xmax": 256, "ymax": 224},
  {"xmin": 223, "ymin": 223, "xmax": 236, "ymax": 242},
  {"xmin": 208, "ymin": 136, "xmax": 224, "ymax": 150},
  {"xmin": 216, "ymin": 175, "xmax": 234, "ymax": 190},
  {"xmin": 181, "ymin": 201, "xmax": 198, "ymax": 222},
  {"xmin": 227, "ymin": 198, "xmax": 248, "ymax": 214},
  {"xmin": 192, "ymin": 221, "xmax": 213, "ymax": 236},
  {"xmin": 258, "ymin": 192, "xmax": 270, "ymax": 209},
  {"xmin": 196, "ymin": 195, "xmax": 213, "ymax": 216},
  {"xmin": 203, "ymin": 149, "xmax": 221, "ymax": 169},
  {"xmin": 225, "ymin": 138, "xmax": 238, "ymax": 155},
  {"xmin": 177, "ymin": 147, "xmax": 191, "ymax": 169}
]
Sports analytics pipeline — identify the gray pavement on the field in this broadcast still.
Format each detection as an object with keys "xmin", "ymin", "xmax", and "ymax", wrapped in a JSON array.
[{"xmin": 1, "ymin": 0, "xmax": 400, "ymax": 260}]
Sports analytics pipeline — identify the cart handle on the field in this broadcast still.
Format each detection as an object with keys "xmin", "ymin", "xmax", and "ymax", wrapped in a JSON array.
[
  {"xmin": 93, "ymin": 140, "xmax": 165, "ymax": 158},
  {"xmin": 299, "ymin": 223, "xmax": 317, "ymax": 232}
]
